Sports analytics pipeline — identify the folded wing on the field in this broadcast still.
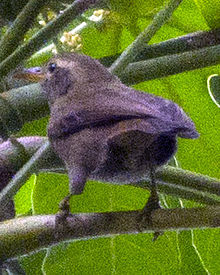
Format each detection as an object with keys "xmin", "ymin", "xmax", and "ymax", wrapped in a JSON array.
[{"xmin": 48, "ymin": 84, "xmax": 199, "ymax": 140}]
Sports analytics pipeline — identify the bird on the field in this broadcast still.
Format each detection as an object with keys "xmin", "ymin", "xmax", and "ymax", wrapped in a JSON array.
[{"xmin": 17, "ymin": 52, "xmax": 199, "ymax": 224}]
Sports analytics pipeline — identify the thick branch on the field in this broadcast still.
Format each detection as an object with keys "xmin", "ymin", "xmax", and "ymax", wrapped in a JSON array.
[
  {"xmin": 0, "ymin": 84, "xmax": 48, "ymax": 139},
  {"xmin": 156, "ymin": 166, "xmax": 220, "ymax": 196},
  {"xmin": 133, "ymin": 180, "xmax": 220, "ymax": 206},
  {"xmin": 120, "ymin": 44, "xmax": 220, "ymax": 84},
  {"xmin": 0, "ymin": 207, "xmax": 219, "ymax": 260},
  {"xmin": 133, "ymin": 28, "xmax": 220, "ymax": 62},
  {"xmin": 0, "ymin": 0, "xmax": 102, "ymax": 78},
  {"xmin": 109, "ymin": 0, "xmax": 183, "ymax": 75},
  {"xmin": 0, "ymin": 0, "xmax": 48, "ymax": 62}
]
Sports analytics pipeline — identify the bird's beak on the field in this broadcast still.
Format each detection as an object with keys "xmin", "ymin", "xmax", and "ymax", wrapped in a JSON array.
[{"xmin": 14, "ymin": 67, "xmax": 46, "ymax": 82}]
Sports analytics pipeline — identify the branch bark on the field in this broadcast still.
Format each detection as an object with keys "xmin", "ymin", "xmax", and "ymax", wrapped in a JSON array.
[
  {"xmin": 0, "ymin": 207, "xmax": 220, "ymax": 261},
  {"xmin": 0, "ymin": 83, "xmax": 47, "ymax": 139},
  {"xmin": 131, "ymin": 28, "xmax": 220, "ymax": 62},
  {"xmin": 120, "ymin": 44, "xmax": 220, "ymax": 84}
]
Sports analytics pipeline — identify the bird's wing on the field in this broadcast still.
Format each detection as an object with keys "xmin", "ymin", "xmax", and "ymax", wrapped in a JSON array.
[{"xmin": 48, "ymin": 84, "xmax": 199, "ymax": 139}]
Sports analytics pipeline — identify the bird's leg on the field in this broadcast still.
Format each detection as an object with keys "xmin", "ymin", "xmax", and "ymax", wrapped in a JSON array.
[
  {"xmin": 55, "ymin": 167, "xmax": 87, "ymax": 238},
  {"xmin": 55, "ymin": 194, "xmax": 72, "ymax": 238},
  {"xmin": 143, "ymin": 166, "xmax": 161, "ymax": 213},
  {"xmin": 139, "ymin": 166, "xmax": 162, "ymax": 240},
  {"xmin": 57, "ymin": 194, "xmax": 72, "ymax": 221}
]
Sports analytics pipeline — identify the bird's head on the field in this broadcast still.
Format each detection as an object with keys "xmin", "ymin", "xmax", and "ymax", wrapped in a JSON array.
[{"xmin": 15, "ymin": 53, "xmax": 115, "ymax": 105}]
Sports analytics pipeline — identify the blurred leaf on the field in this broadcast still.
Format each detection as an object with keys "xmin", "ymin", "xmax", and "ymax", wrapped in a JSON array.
[
  {"xmin": 81, "ymin": 21, "xmax": 122, "ymax": 58},
  {"xmin": 43, "ymin": 232, "xmax": 180, "ymax": 275},
  {"xmin": 32, "ymin": 173, "xmax": 149, "ymax": 215},
  {"xmin": 109, "ymin": 0, "xmax": 165, "ymax": 18},
  {"xmin": 170, "ymin": 0, "xmax": 209, "ymax": 33},
  {"xmin": 11, "ymin": 0, "xmax": 220, "ymax": 273},
  {"xmin": 194, "ymin": 0, "xmax": 220, "ymax": 29}
]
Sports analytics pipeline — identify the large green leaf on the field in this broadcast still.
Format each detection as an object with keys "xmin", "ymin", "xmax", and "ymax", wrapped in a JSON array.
[
  {"xmin": 11, "ymin": 0, "xmax": 220, "ymax": 273},
  {"xmin": 194, "ymin": 0, "xmax": 220, "ymax": 28}
]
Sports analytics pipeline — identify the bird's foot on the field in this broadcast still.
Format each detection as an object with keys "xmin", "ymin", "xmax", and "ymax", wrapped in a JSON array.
[
  {"xmin": 138, "ymin": 190, "xmax": 163, "ymax": 241},
  {"xmin": 55, "ymin": 194, "xmax": 72, "ymax": 238}
]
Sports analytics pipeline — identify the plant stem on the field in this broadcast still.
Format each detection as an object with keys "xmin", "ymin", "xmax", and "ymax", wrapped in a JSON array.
[
  {"xmin": 0, "ymin": 141, "xmax": 50, "ymax": 218},
  {"xmin": 120, "ymin": 44, "xmax": 220, "ymax": 84},
  {"xmin": 0, "ymin": 0, "xmax": 101, "ymax": 78},
  {"xmin": 156, "ymin": 166, "xmax": 220, "ymax": 196},
  {"xmin": 0, "ymin": 0, "xmax": 48, "ymax": 63},
  {"xmin": 133, "ymin": 28, "xmax": 220, "ymax": 62},
  {"xmin": 109, "ymin": 0, "xmax": 183, "ymax": 75}
]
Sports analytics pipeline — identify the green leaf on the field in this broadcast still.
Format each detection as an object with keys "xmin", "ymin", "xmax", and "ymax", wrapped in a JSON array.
[
  {"xmin": 14, "ymin": 174, "xmax": 36, "ymax": 216},
  {"xmin": 177, "ymin": 231, "xmax": 208, "ymax": 274},
  {"xmin": 8, "ymin": 0, "xmax": 220, "ymax": 273},
  {"xmin": 17, "ymin": 117, "xmax": 49, "ymax": 137},
  {"xmin": 194, "ymin": 0, "xmax": 220, "ymax": 28},
  {"xmin": 19, "ymin": 250, "xmax": 47, "ymax": 275},
  {"xmin": 193, "ymin": 229, "xmax": 220, "ymax": 274},
  {"xmin": 170, "ymin": 0, "xmax": 209, "ymax": 32}
]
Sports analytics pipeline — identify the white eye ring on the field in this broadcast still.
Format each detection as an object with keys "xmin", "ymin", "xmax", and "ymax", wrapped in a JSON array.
[{"xmin": 48, "ymin": 63, "xmax": 57, "ymax": 73}]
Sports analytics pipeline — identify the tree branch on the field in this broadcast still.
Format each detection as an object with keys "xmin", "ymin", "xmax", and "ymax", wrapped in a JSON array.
[
  {"xmin": 132, "ymin": 28, "xmax": 220, "ymax": 62},
  {"xmin": 0, "ymin": 0, "xmax": 48, "ymax": 63},
  {"xmin": 132, "ymin": 180, "xmax": 220, "ymax": 206},
  {"xmin": 156, "ymin": 166, "xmax": 220, "ymax": 196},
  {"xmin": 0, "ymin": 0, "xmax": 102, "ymax": 78},
  {"xmin": 120, "ymin": 44, "xmax": 220, "ymax": 84},
  {"xmin": 0, "ymin": 207, "xmax": 220, "ymax": 260},
  {"xmin": 0, "ymin": 84, "xmax": 47, "ymax": 139},
  {"xmin": 109, "ymin": 0, "xmax": 183, "ymax": 75},
  {"xmin": 0, "ymin": 141, "xmax": 51, "ymax": 218}
]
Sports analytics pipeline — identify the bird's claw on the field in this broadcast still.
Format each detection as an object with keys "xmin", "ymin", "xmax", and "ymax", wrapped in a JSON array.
[
  {"xmin": 138, "ymin": 191, "xmax": 163, "ymax": 241},
  {"xmin": 59, "ymin": 194, "xmax": 72, "ymax": 216},
  {"xmin": 55, "ymin": 194, "xmax": 72, "ymax": 238}
]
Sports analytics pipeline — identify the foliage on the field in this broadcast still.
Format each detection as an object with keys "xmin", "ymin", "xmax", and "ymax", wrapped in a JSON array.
[{"xmin": 0, "ymin": 0, "xmax": 220, "ymax": 274}]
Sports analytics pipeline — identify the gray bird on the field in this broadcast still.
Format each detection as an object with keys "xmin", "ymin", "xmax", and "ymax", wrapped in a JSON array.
[{"xmin": 19, "ymin": 53, "xmax": 199, "ymax": 219}]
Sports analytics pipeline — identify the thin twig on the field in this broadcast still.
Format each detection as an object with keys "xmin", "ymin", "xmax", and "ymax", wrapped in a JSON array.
[
  {"xmin": 0, "ymin": 0, "xmax": 48, "ymax": 62},
  {"xmin": 0, "ymin": 0, "xmax": 102, "ymax": 78},
  {"xmin": 0, "ymin": 141, "xmax": 51, "ymax": 218}
]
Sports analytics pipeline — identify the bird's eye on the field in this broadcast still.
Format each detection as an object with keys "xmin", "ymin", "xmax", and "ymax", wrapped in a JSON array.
[{"xmin": 48, "ymin": 63, "xmax": 57, "ymax": 73}]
